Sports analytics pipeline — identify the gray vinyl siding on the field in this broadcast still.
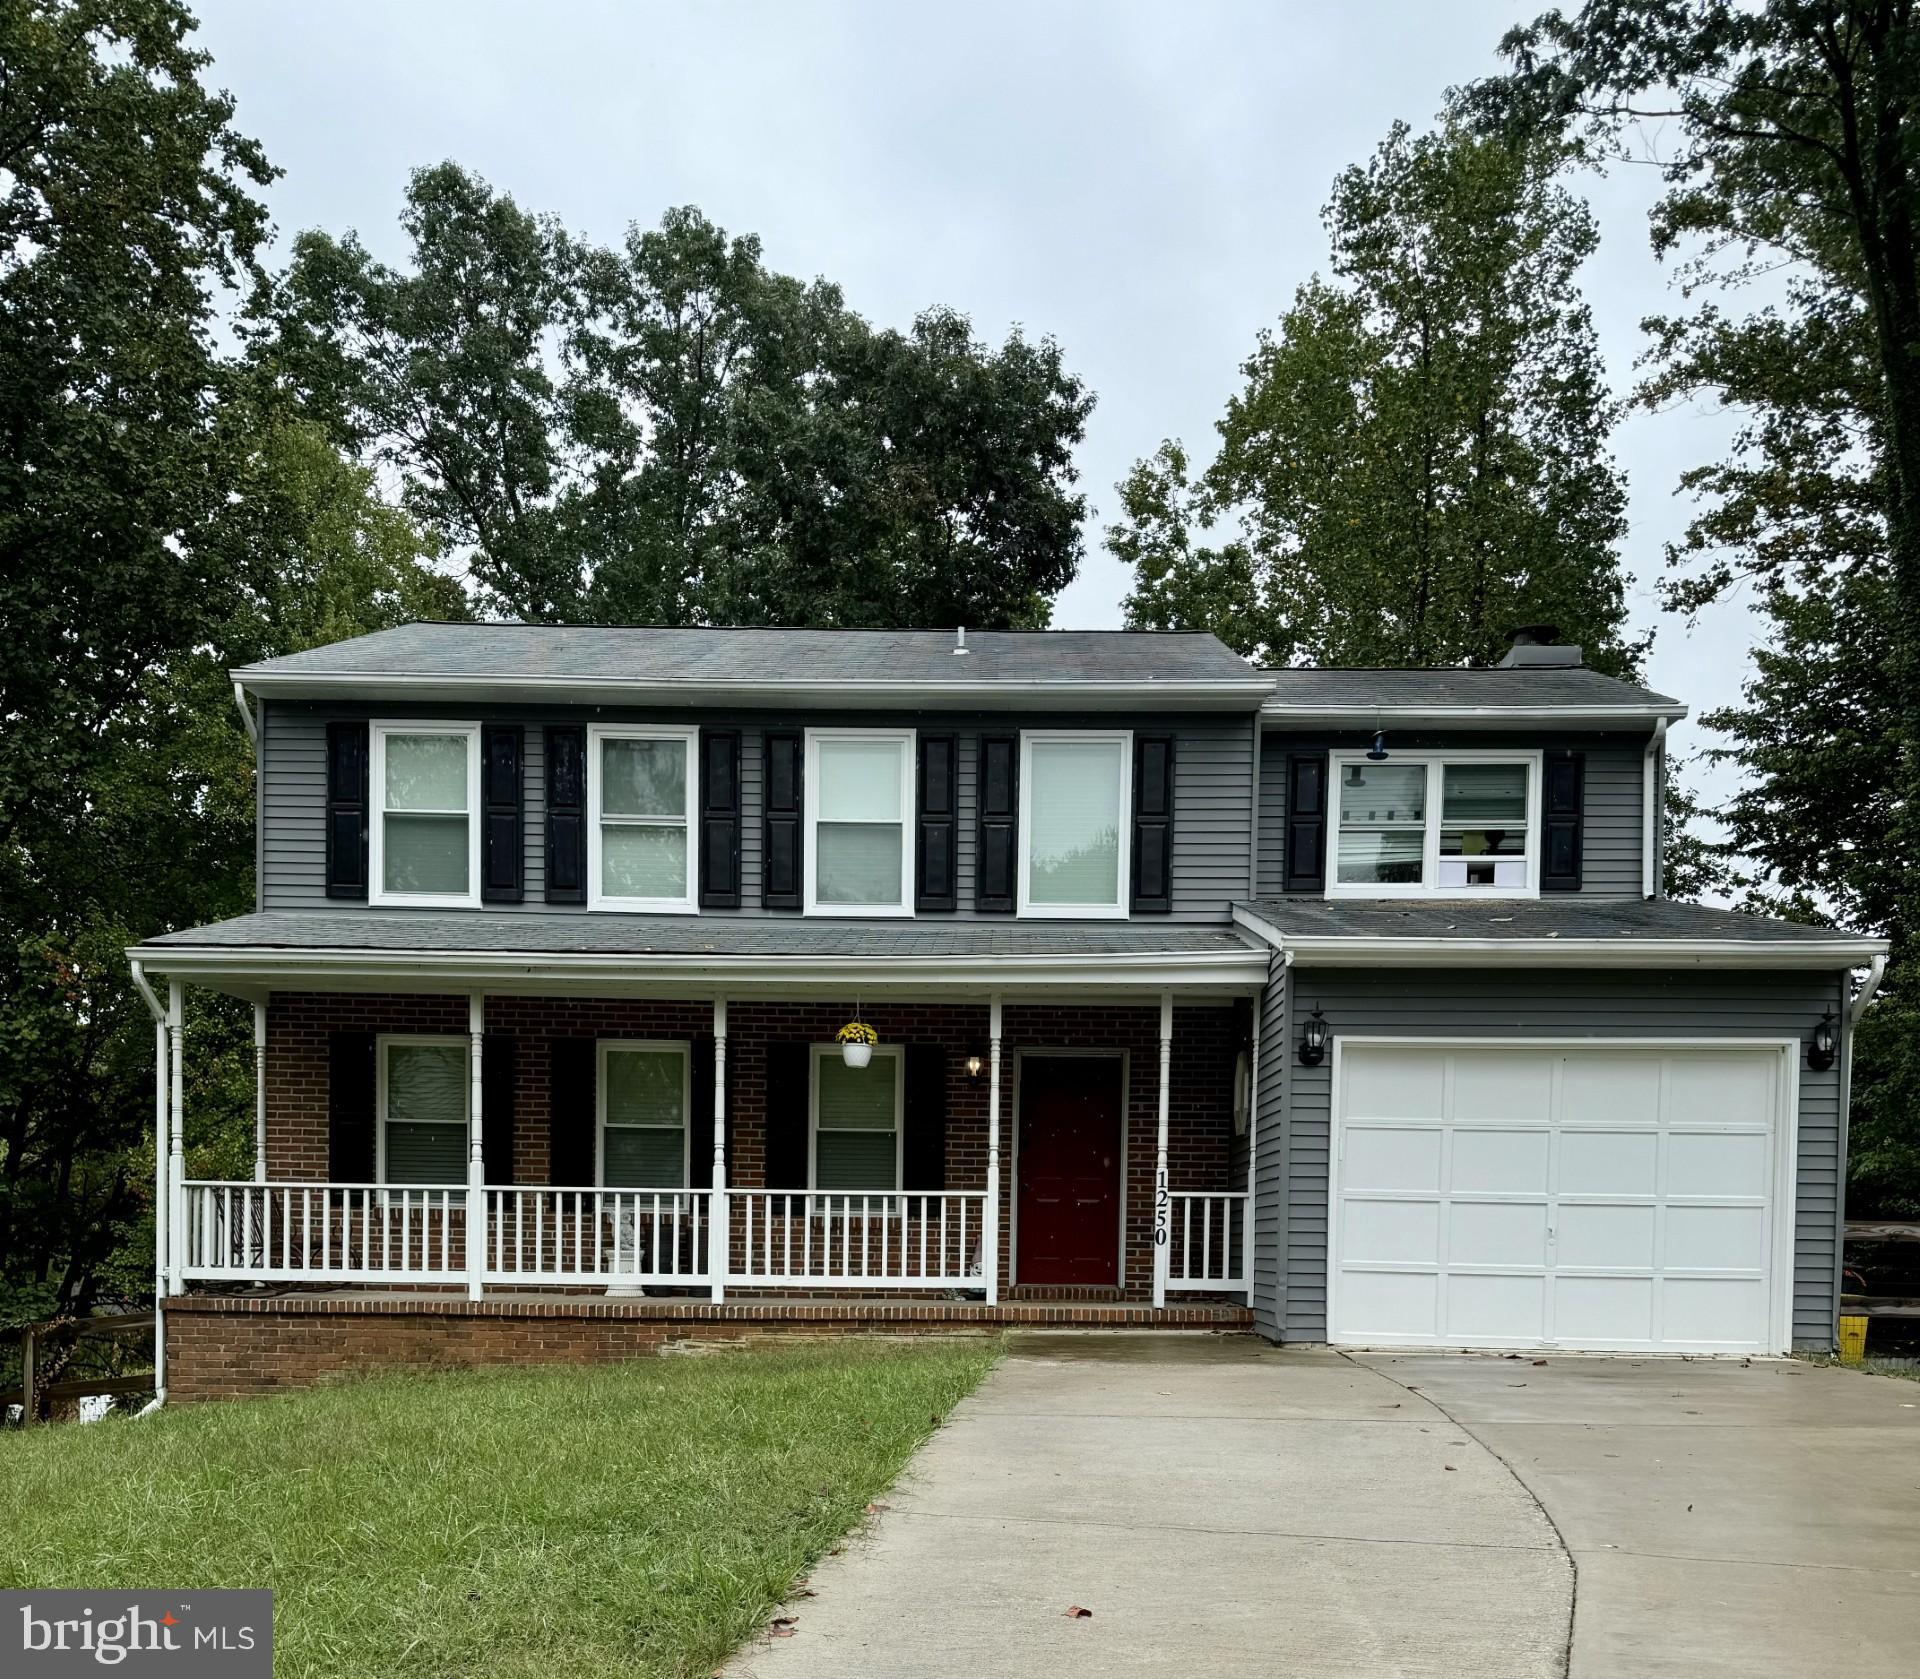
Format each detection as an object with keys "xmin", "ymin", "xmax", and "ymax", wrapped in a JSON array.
[
  {"xmin": 1256, "ymin": 730, "xmax": 1650, "ymax": 899},
  {"xmin": 261, "ymin": 702, "xmax": 1253, "ymax": 923},
  {"xmin": 1253, "ymin": 966, "xmax": 1846, "ymax": 1351},
  {"xmin": 1250, "ymin": 949, "xmax": 1289, "ymax": 1339}
]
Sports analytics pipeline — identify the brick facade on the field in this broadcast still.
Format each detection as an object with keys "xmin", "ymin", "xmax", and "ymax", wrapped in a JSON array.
[
  {"xmin": 163, "ymin": 1294, "xmax": 1255, "ymax": 1403},
  {"xmin": 263, "ymin": 992, "xmax": 1247, "ymax": 1300}
]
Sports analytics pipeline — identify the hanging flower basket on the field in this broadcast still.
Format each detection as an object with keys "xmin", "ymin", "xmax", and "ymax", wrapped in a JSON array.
[{"xmin": 836, "ymin": 1020, "xmax": 878, "ymax": 1068}]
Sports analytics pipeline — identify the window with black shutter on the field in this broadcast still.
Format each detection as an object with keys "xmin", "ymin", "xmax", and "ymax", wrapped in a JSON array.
[
  {"xmin": 482, "ymin": 1032, "xmax": 517, "ymax": 1182},
  {"xmin": 1283, "ymin": 752, "xmax": 1328, "ymax": 894},
  {"xmin": 543, "ymin": 726, "xmax": 586, "ymax": 905},
  {"xmin": 700, "ymin": 730, "xmax": 742, "ymax": 908},
  {"xmin": 547, "ymin": 1037, "xmax": 595, "ymax": 1185},
  {"xmin": 325, "ymin": 722, "xmax": 370, "ymax": 899},
  {"xmin": 1542, "ymin": 750, "xmax": 1585, "ymax": 892},
  {"xmin": 916, "ymin": 734, "xmax": 958, "ymax": 912},
  {"xmin": 762, "ymin": 732, "xmax": 803, "ymax": 910},
  {"xmin": 1132, "ymin": 734, "xmax": 1175, "ymax": 913},
  {"xmin": 481, "ymin": 725, "xmax": 524, "ymax": 903},
  {"xmin": 327, "ymin": 1031, "xmax": 377, "ymax": 1180},
  {"xmin": 975, "ymin": 734, "xmax": 1018, "ymax": 913}
]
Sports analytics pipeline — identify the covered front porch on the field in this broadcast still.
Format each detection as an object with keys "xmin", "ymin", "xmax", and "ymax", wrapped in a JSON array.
[{"xmin": 128, "ymin": 927, "xmax": 1270, "ymax": 1319}]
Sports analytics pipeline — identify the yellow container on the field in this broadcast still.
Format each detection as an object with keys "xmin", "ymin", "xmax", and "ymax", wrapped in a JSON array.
[{"xmin": 1837, "ymin": 1314, "xmax": 1869, "ymax": 1363}]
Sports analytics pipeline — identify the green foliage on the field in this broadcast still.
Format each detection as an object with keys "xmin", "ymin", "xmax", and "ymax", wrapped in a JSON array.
[
  {"xmin": 266, "ymin": 172, "xmax": 1093, "ymax": 628},
  {"xmin": 0, "ymin": 1345, "xmax": 996, "ymax": 1675},
  {"xmin": 1113, "ymin": 121, "xmax": 1637, "ymax": 673}
]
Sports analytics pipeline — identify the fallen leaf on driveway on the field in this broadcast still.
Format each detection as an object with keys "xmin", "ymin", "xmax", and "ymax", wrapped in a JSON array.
[
  {"xmin": 1532, "ymin": 1359, "xmax": 1548, "ymax": 1367},
  {"xmin": 866, "ymin": 1501, "xmax": 889, "ymax": 1515},
  {"xmin": 1444, "ymin": 1465, "xmax": 1457, "ymax": 1472},
  {"xmin": 770, "ymin": 1618, "xmax": 798, "ymax": 1639},
  {"xmin": 1063, "ymin": 1606, "xmax": 1093, "ymax": 1619}
]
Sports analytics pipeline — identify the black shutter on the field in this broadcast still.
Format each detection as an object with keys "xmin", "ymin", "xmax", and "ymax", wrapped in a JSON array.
[
  {"xmin": 688, "ymin": 1036, "xmax": 722, "ymax": 1188},
  {"xmin": 1132, "ymin": 733, "xmax": 1176, "ymax": 913},
  {"xmin": 762, "ymin": 731, "xmax": 803, "ymax": 910},
  {"xmin": 544, "ymin": 726, "xmax": 587, "ymax": 905},
  {"xmin": 699, "ymin": 730, "xmax": 742, "ymax": 908},
  {"xmin": 975, "ymin": 734, "xmax": 1018, "ymax": 913},
  {"xmin": 763, "ymin": 1041, "xmax": 811, "ymax": 1211},
  {"xmin": 1542, "ymin": 750, "xmax": 1586, "ymax": 892},
  {"xmin": 481, "ymin": 725, "xmax": 524, "ymax": 903},
  {"xmin": 547, "ymin": 1037, "xmax": 595, "ymax": 1186},
  {"xmin": 482, "ymin": 1032, "xmax": 517, "ymax": 1184},
  {"xmin": 916, "ymin": 734, "xmax": 959, "ymax": 912},
  {"xmin": 327, "ymin": 1030, "xmax": 376, "ymax": 1180},
  {"xmin": 903, "ymin": 1044, "xmax": 947, "ymax": 1217},
  {"xmin": 325, "ymin": 722, "xmax": 370, "ymax": 900},
  {"xmin": 1283, "ymin": 752, "xmax": 1328, "ymax": 894}
]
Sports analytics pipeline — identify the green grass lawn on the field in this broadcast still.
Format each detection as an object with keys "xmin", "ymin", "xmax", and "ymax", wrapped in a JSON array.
[{"xmin": 1, "ymin": 1341, "xmax": 997, "ymax": 1677}]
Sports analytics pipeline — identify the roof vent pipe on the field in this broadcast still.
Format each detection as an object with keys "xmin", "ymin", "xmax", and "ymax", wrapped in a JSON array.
[
  {"xmin": 1497, "ymin": 624, "xmax": 1583, "ymax": 670},
  {"xmin": 953, "ymin": 626, "xmax": 968, "ymax": 656}
]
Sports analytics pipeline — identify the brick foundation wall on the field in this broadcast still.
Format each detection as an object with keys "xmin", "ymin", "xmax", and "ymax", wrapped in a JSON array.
[
  {"xmin": 265, "ymin": 993, "xmax": 1248, "ymax": 1302},
  {"xmin": 163, "ymin": 1295, "xmax": 1253, "ymax": 1403}
]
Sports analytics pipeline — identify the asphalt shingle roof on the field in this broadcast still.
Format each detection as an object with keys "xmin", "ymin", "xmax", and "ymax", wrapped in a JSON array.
[
  {"xmin": 1260, "ymin": 666, "xmax": 1682, "ymax": 712},
  {"xmin": 237, "ymin": 624, "xmax": 1264, "ymax": 688},
  {"xmin": 143, "ymin": 911, "xmax": 1261, "ymax": 959},
  {"xmin": 1237, "ymin": 897, "xmax": 1864, "ymax": 945}
]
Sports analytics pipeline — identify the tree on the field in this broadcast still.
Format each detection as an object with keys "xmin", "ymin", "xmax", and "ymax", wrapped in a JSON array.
[
  {"xmin": 1112, "ymin": 121, "xmax": 1637, "ymax": 673},
  {"xmin": 1468, "ymin": 0, "xmax": 1920, "ymax": 1210},
  {"xmin": 268, "ymin": 173, "xmax": 1094, "ymax": 628}
]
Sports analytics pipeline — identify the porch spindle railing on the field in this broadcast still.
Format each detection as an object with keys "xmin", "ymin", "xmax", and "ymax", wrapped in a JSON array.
[
  {"xmin": 1164, "ymin": 1191, "xmax": 1251, "ymax": 1292},
  {"xmin": 732, "ymin": 1191, "xmax": 986, "ymax": 1288}
]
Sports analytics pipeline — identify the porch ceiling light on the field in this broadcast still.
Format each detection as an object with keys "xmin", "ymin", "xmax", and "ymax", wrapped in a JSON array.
[
  {"xmin": 1367, "ymin": 730, "xmax": 1389, "ymax": 762},
  {"xmin": 1808, "ymin": 1012, "xmax": 1837, "ymax": 1072},
  {"xmin": 1299, "ymin": 1008, "xmax": 1328, "ymax": 1067}
]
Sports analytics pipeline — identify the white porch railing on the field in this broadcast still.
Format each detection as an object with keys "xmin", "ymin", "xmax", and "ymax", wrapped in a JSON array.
[
  {"xmin": 1166, "ymin": 1191, "xmax": 1250, "ymax": 1291},
  {"xmin": 180, "ymin": 1181, "xmax": 470, "ymax": 1283},
  {"xmin": 485, "ymin": 1187, "xmax": 709, "ymax": 1287},
  {"xmin": 734, "ymin": 1191, "xmax": 984, "ymax": 1288}
]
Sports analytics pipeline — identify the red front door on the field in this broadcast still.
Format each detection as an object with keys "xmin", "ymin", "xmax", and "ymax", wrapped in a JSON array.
[{"xmin": 1016, "ymin": 1055, "xmax": 1123, "ymax": 1287}]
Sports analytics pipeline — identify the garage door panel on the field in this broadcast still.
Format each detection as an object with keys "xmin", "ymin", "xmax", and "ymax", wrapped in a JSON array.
[
  {"xmin": 1553, "ymin": 1274, "xmax": 1655, "ymax": 1344},
  {"xmin": 1450, "ymin": 1128, "xmax": 1550, "ymax": 1194},
  {"xmin": 1338, "ymin": 1270, "xmax": 1438, "ymax": 1339},
  {"xmin": 1667, "ymin": 1131, "xmax": 1769, "ymax": 1199},
  {"xmin": 1342, "ymin": 1127, "xmax": 1441, "ymax": 1193},
  {"xmin": 1665, "ymin": 1204, "xmax": 1767, "ymax": 1271},
  {"xmin": 1556, "ymin": 1202, "xmax": 1655, "ymax": 1269},
  {"xmin": 1446, "ymin": 1273, "xmax": 1546, "ymax": 1341},
  {"xmin": 1448, "ymin": 1200, "xmax": 1549, "ymax": 1267},
  {"xmin": 1342, "ymin": 1198, "xmax": 1441, "ymax": 1265},
  {"xmin": 1557, "ymin": 1129, "xmax": 1658, "ymax": 1196},
  {"xmin": 1332, "ymin": 1044, "xmax": 1784, "ymax": 1355}
]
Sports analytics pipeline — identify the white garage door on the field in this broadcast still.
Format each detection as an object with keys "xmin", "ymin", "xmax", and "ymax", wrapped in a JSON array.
[{"xmin": 1329, "ymin": 1042, "xmax": 1791, "ymax": 1354}]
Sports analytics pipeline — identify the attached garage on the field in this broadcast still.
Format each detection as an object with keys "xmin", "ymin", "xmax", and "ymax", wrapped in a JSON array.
[{"xmin": 1327, "ymin": 1040, "xmax": 1796, "ymax": 1355}]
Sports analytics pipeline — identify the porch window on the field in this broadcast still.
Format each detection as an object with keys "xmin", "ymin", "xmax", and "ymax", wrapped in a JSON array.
[
  {"xmin": 1018, "ymin": 731, "xmax": 1132, "ymax": 918},
  {"xmin": 810, "ymin": 1045, "xmax": 903, "ymax": 1192},
  {"xmin": 589, "ymin": 726, "xmax": 697, "ymax": 911},
  {"xmin": 597, "ymin": 1041, "xmax": 690, "ymax": 1187},
  {"xmin": 377, "ymin": 1036, "xmax": 469, "ymax": 1185},
  {"xmin": 1331, "ymin": 753, "xmax": 1539, "ymax": 897},
  {"xmin": 371, "ymin": 724, "xmax": 480, "ymax": 906},
  {"xmin": 804, "ymin": 730, "xmax": 914, "ymax": 915}
]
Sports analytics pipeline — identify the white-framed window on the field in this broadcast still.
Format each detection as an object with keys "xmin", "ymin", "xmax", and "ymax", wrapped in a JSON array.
[
  {"xmin": 803, "ymin": 728, "xmax": 914, "ymax": 916},
  {"xmin": 370, "ymin": 723, "xmax": 481, "ymax": 907},
  {"xmin": 376, "ymin": 1035, "xmax": 470, "ymax": 1185},
  {"xmin": 809, "ymin": 1044, "xmax": 904, "ymax": 1193},
  {"xmin": 1017, "ymin": 730, "xmax": 1133, "ymax": 919},
  {"xmin": 588, "ymin": 724, "xmax": 698, "ymax": 912},
  {"xmin": 596, "ymin": 1039, "xmax": 691, "ymax": 1188},
  {"xmin": 1329, "ymin": 751, "xmax": 1540, "ymax": 897}
]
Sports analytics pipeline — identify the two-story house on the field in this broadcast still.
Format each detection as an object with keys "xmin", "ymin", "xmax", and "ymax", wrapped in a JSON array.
[{"xmin": 126, "ymin": 623, "xmax": 1887, "ymax": 1401}]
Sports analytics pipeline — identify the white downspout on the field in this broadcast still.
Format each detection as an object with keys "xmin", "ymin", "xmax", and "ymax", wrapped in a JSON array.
[
  {"xmin": 231, "ymin": 679, "xmax": 257, "ymax": 745},
  {"xmin": 129, "ymin": 960, "xmax": 169, "ymax": 1410},
  {"xmin": 1641, "ymin": 717, "xmax": 1669, "ymax": 899}
]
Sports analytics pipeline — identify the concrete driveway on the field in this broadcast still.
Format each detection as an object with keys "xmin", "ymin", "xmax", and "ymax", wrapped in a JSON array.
[{"xmin": 729, "ymin": 1335, "xmax": 1920, "ymax": 1678}]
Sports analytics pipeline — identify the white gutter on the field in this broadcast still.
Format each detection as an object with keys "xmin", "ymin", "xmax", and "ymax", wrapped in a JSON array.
[
  {"xmin": 1850, "ymin": 951, "xmax": 1889, "ymax": 1023},
  {"xmin": 230, "ymin": 679, "xmax": 257, "ymax": 745},
  {"xmin": 1260, "ymin": 703, "xmax": 1689, "ymax": 727},
  {"xmin": 1641, "ymin": 716, "xmax": 1669, "ymax": 898},
  {"xmin": 127, "ymin": 961, "xmax": 168, "ymax": 1411}
]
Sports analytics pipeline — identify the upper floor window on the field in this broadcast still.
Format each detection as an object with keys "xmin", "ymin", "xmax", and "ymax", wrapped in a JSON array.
[
  {"xmin": 804, "ymin": 729, "xmax": 913, "ymax": 916},
  {"xmin": 1019, "ymin": 731, "xmax": 1132, "ymax": 919},
  {"xmin": 377, "ymin": 1035, "xmax": 469, "ymax": 1184},
  {"xmin": 1330, "ymin": 752, "xmax": 1538, "ymax": 897},
  {"xmin": 597, "ymin": 1040, "xmax": 691, "ymax": 1186},
  {"xmin": 371, "ymin": 723, "xmax": 480, "ymax": 907},
  {"xmin": 590, "ymin": 726, "xmax": 697, "ymax": 912}
]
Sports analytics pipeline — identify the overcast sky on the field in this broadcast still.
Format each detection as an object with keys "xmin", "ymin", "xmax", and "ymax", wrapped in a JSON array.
[{"xmin": 192, "ymin": 0, "xmax": 1761, "ymax": 804}]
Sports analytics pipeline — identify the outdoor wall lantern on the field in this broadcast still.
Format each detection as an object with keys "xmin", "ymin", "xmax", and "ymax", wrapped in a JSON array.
[
  {"xmin": 1299, "ymin": 1008, "xmax": 1329, "ymax": 1067},
  {"xmin": 965, "ymin": 1054, "xmax": 983, "ymax": 1079},
  {"xmin": 1808, "ymin": 1012, "xmax": 1837, "ymax": 1072}
]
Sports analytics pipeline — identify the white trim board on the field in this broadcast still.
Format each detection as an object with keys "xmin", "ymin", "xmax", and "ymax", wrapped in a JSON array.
[{"xmin": 1323, "ymin": 1034, "xmax": 1800, "ymax": 1357}]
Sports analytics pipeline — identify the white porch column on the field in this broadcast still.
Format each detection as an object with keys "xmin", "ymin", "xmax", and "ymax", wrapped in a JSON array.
[
  {"xmin": 710, "ymin": 998, "xmax": 728, "ymax": 1303},
  {"xmin": 253, "ymin": 1000, "xmax": 268, "ymax": 1184},
  {"xmin": 153, "ymin": 1015, "xmax": 170, "ymax": 1308},
  {"xmin": 166, "ymin": 980, "xmax": 186, "ymax": 1295},
  {"xmin": 985, "ymin": 994, "xmax": 1002, "ymax": 1306},
  {"xmin": 466, "ymin": 994, "xmax": 486, "ymax": 1300},
  {"xmin": 1153, "ymin": 991, "xmax": 1173, "ymax": 1308}
]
